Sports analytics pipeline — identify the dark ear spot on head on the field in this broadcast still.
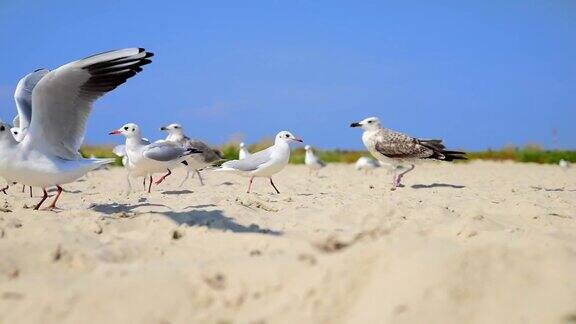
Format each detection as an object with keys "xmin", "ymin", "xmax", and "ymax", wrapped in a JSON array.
[{"xmin": 132, "ymin": 128, "xmax": 135, "ymax": 131}]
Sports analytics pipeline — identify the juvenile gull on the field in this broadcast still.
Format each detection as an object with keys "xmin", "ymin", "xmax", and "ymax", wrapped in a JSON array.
[
  {"xmin": 304, "ymin": 145, "xmax": 326, "ymax": 176},
  {"xmin": 351, "ymin": 117, "xmax": 466, "ymax": 189},
  {"xmin": 110, "ymin": 123, "xmax": 201, "ymax": 193},
  {"xmin": 216, "ymin": 131, "xmax": 303, "ymax": 193},
  {"xmin": 160, "ymin": 123, "xmax": 223, "ymax": 186},
  {"xmin": 239, "ymin": 142, "xmax": 251, "ymax": 160},
  {"xmin": 0, "ymin": 48, "xmax": 153, "ymax": 209}
]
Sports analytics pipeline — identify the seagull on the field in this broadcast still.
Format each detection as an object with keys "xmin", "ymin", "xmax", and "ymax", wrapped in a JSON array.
[
  {"xmin": 109, "ymin": 123, "xmax": 201, "ymax": 193},
  {"xmin": 239, "ymin": 142, "xmax": 251, "ymax": 160},
  {"xmin": 160, "ymin": 123, "xmax": 223, "ymax": 186},
  {"xmin": 0, "ymin": 48, "xmax": 153, "ymax": 209},
  {"xmin": 304, "ymin": 145, "xmax": 326, "ymax": 176},
  {"xmin": 112, "ymin": 138, "xmax": 151, "ymax": 192},
  {"xmin": 559, "ymin": 159, "xmax": 571, "ymax": 169},
  {"xmin": 216, "ymin": 131, "xmax": 303, "ymax": 193},
  {"xmin": 350, "ymin": 117, "xmax": 466, "ymax": 189},
  {"xmin": 355, "ymin": 156, "xmax": 381, "ymax": 174}
]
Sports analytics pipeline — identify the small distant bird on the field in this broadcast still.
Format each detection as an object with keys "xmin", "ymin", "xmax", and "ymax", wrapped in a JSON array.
[
  {"xmin": 239, "ymin": 142, "xmax": 251, "ymax": 160},
  {"xmin": 160, "ymin": 123, "xmax": 223, "ymax": 186},
  {"xmin": 304, "ymin": 145, "xmax": 326, "ymax": 176},
  {"xmin": 351, "ymin": 117, "xmax": 466, "ymax": 189},
  {"xmin": 559, "ymin": 159, "xmax": 571, "ymax": 169},
  {"xmin": 109, "ymin": 123, "xmax": 201, "ymax": 193},
  {"xmin": 216, "ymin": 131, "xmax": 303, "ymax": 193},
  {"xmin": 355, "ymin": 156, "xmax": 381, "ymax": 174},
  {"xmin": 0, "ymin": 48, "xmax": 153, "ymax": 210}
]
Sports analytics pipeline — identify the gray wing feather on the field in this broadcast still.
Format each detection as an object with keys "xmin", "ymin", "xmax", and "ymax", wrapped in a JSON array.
[
  {"xmin": 373, "ymin": 129, "xmax": 434, "ymax": 159},
  {"xmin": 222, "ymin": 147, "xmax": 273, "ymax": 171},
  {"xmin": 143, "ymin": 142, "xmax": 189, "ymax": 162},
  {"xmin": 182, "ymin": 138, "xmax": 223, "ymax": 163}
]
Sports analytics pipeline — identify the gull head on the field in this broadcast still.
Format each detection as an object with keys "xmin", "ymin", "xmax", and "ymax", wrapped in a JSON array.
[
  {"xmin": 0, "ymin": 122, "xmax": 15, "ymax": 143},
  {"xmin": 239, "ymin": 142, "xmax": 245, "ymax": 148},
  {"xmin": 160, "ymin": 123, "xmax": 185, "ymax": 135},
  {"xmin": 109, "ymin": 123, "xmax": 141, "ymax": 138},
  {"xmin": 276, "ymin": 131, "xmax": 303, "ymax": 144},
  {"xmin": 304, "ymin": 145, "xmax": 311, "ymax": 151},
  {"xmin": 350, "ymin": 117, "xmax": 381, "ymax": 131}
]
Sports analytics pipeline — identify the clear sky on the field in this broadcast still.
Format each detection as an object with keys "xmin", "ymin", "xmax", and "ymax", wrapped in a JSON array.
[{"xmin": 1, "ymin": 0, "xmax": 575, "ymax": 150}]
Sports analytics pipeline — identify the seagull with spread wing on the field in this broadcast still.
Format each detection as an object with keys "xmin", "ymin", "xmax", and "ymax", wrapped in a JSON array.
[
  {"xmin": 0, "ymin": 48, "xmax": 153, "ymax": 209},
  {"xmin": 350, "ymin": 117, "xmax": 466, "ymax": 189}
]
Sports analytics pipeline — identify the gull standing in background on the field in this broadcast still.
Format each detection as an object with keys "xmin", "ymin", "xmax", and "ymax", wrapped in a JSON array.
[
  {"xmin": 216, "ymin": 131, "xmax": 303, "ymax": 193},
  {"xmin": 239, "ymin": 142, "xmax": 251, "ymax": 160},
  {"xmin": 109, "ymin": 123, "xmax": 201, "ymax": 193},
  {"xmin": 304, "ymin": 145, "xmax": 326, "ymax": 176},
  {"xmin": 351, "ymin": 117, "xmax": 466, "ymax": 189},
  {"xmin": 355, "ymin": 156, "xmax": 381, "ymax": 174},
  {"xmin": 160, "ymin": 123, "xmax": 223, "ymax": 186},
  {"xmin": 0, "ymin": 48, "xmax": 153, "ymax": 209}
]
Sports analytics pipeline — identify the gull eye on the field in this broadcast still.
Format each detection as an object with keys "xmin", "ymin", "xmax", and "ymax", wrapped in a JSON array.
[
  {"xmin": 368, "ymin": 120, "xmax": 373, "ymax": 124},
  {"xmin": 124, "ymin": 127, "xmax": 129, "ymax": 131},
  {"xmin": 285, "ymin": 134, "xmax": 290, "ymax": 138}
]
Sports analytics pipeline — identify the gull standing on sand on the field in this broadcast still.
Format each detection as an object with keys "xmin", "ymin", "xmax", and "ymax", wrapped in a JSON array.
[
  {"xmin": 160, "ymin": 123, "xmax": 223, "ymax": 186},
  {"xmin": 0, "ymin": 48, "xmax": 153, "ymax": 209},
  {"xmin": 304, "ymin": 145, "xmax": 326, "ymax": 176},
  {"xmin": 355, "ymin": 156, "xmax": 381, "ymax": 174},
  {"xmin": 351, "ymin": 117, "xmax": 466, "ymax": 189},
  {"xmin": 216, "ymin": 131, "xmax": 303, "ymax": 193},
  {"xmin": 109, "ymin": 123, "xmax": 201, "ymax": 193},
  {"xmin": 239, "ymin": 142, "xmax": 251, "ymax": 160},
  {"xmin": 113, "ymin": 137, "xmax": 151, "ymax": 192}
]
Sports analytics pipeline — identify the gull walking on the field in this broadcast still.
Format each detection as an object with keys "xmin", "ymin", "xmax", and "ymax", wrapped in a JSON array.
[
  {"xmin": 0, "ymin": 48, "xmax": 153, "ymax": 209},
  {"xmin": 355, "ymin": 157, "xmax": 381, "ymax": 174},
  {"xmin": 304, "ymin": 145, "xmax": 326, "ymax": 176},
  {"xmin": 239, "ymin": 142, "xmax": 251, "ymax": 160},
  {"xmin": 350, "ymin": 117, "xmax": 466, "ymax": 189},
  {"xmin": 160, "ymin": 123, "xmax": 223, "ymax": 186},
  {"xmin": 216, "ymin": 131, "xmax": 303, "ymax": 193},
  {"xmin": 110, "ymin": 123, "xmax": 201, "ymax": 193},
  {"xmin": 113, "ymin": 138, "xmax": 151, "ymax": 192}
]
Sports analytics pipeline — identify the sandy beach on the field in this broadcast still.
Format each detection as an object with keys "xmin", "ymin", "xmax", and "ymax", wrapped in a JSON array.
[{"xmin": 0, "ymin": 161, "xmax": 575, "ymax": 324}]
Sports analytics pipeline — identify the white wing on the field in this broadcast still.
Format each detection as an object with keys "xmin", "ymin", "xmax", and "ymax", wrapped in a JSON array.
[
  {"xmin": 14, "ymin": 69, "xmax": 49, "ymax": 132},
  {"xmin": 25, "ymin": 48, "xmax": 153, "ymax": 160}
]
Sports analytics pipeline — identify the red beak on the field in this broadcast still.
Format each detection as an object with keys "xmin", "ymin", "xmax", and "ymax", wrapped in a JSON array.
[{"xmin": 109, "ymin": 130, "xmax": 121, "ymax": 135}]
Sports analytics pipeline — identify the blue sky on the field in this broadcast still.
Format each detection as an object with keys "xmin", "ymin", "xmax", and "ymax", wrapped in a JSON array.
[{"xmin": 1, "ymin": 0, "xmax": 575, "ymax": 150}]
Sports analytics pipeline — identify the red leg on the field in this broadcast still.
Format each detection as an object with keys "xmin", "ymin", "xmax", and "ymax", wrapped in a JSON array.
[
  {"xmin": 247, "ymin": 177, "xmax": 255, "ymax": 193},
  {"xmin": 29, "ymin": 186, "xmax": 33, "ymax": 198},
  {"xmin": 48, "ymin": 185, "xmax": 63, "ymax": 209},
  {"xmin": 34, "ymin": 188, "xmax": 49, "ymax": 210},
  {"xmin": 269, "ymin": 178, "xmax": 280, "ymax": 194},
  {"xmin": 154, "ymin": 169, "xmax": 172, "ymax": 185},
  {"xmin": 148, "ymin": 175, "xmax": 153, "ymax": 193}
]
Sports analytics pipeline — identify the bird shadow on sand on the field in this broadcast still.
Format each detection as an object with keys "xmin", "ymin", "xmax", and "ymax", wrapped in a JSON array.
[
  {"xmin": 153, "ymin": 209, "xmax": 282, "ymax": 236},
  {"xmin": 161, "ymin": 189, "xmax": 194, "ymax": 195},
  {"xmin": 88, "ymin": 202, "xmax": 170, "ymax": 215},
  {"xmin": 411, "ymin": 183, "xmax": 466, "ymax": 189}
]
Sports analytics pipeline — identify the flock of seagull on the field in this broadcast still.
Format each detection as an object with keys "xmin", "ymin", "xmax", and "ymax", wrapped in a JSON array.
[{"xmin": 0, "ymin": 47, "xmax": 467, "ymax": 210}]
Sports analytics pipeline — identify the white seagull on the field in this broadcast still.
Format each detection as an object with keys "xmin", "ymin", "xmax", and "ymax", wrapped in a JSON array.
[
  {"xmin": 239, "ymin": 142, "xmax": 251, "ymax": 160},
  {"xmin": 0, "ymin": 48, "xmax": 153, "ymax": 209},
  {"xmin": 112, "ymin": 137, "xmax": 151, "ymax": 192},
  {"xmin": 216, "ymin": 131, "xmax": 303, "ymax": 193},
  {"xmin": 355, "ymin": 156, "xmax": 381, "ymax": 174},
  {"xmin": 109, "ymin": 123, "xmax": 201, "ymax": 193},
  {"xmin": 350, "ymin": 117, "xmax": 466, "ymax": 189},
  {"xmin": 304, "ymin": 145, "xmax": 326, "ymax": 176},
  {"xmin": 160, "ymin": 123, "xmax": 223, "ymax": 186}
]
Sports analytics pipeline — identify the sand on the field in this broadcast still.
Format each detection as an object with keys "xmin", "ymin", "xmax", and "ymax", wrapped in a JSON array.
[{"xmin": 0, "ymin": 161, "xmax": 575, "ymax": 324}]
